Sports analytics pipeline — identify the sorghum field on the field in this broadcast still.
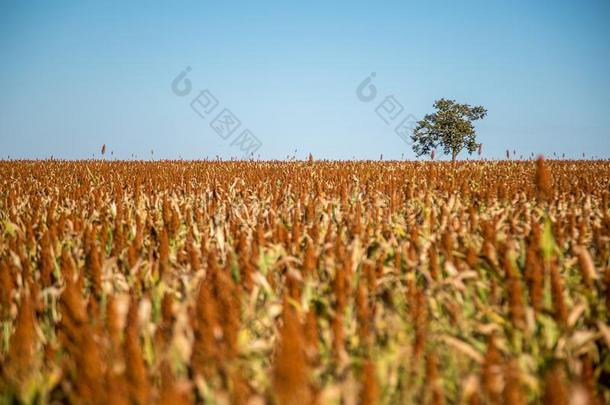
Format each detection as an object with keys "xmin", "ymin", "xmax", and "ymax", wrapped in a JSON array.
[{"xmin": 1, "ymin": 159, "xmax": 609, "ymax": 404}]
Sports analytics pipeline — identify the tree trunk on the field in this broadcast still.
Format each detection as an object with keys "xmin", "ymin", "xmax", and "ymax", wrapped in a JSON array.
[{"xmin": 451, "ymin": 150, "xmax": 458, "ymax": 163}]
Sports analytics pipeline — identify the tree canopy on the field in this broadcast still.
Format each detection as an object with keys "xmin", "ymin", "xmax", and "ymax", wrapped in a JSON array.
[{"xmin": 411, "ymin": 99, "xmax": 487, "ymax": 161}]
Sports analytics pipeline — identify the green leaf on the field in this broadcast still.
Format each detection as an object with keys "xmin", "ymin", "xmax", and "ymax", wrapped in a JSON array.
[{"xmin": 541, "ymin": 217, "xmax": 556, "ymax": 261}]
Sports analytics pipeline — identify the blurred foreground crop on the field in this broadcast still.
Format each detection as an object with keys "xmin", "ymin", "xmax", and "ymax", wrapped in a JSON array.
[{"xmin": 0, "ymin": 159, "xmax": 609, "ymax": 404}]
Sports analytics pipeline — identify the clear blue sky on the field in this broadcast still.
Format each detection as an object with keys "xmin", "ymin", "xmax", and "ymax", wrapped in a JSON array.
[{"xmin": 1, "ymin": 0, "xmax": 609, "ymax": 160}]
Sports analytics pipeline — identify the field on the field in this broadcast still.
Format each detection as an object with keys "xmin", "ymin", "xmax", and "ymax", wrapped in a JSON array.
[{"xmin": 1, "ymin": 159, "xmax": 609, "ymax": 404}]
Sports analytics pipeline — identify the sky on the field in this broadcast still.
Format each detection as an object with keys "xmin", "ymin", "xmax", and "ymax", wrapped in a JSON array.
[{"xmin": 1, "ymin": 0, "xmax": 609, "ymax": 160}]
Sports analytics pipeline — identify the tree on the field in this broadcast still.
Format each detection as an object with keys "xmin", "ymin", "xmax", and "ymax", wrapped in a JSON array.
[{"xmin": 411, "ymin": 99, "xmax": 487, "ymax": 161}]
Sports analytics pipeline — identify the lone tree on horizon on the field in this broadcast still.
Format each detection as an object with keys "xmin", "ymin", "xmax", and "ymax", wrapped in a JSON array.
[{"xmin": 411, "ymin": 99, "xmax": 487, "ymax": 161}]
